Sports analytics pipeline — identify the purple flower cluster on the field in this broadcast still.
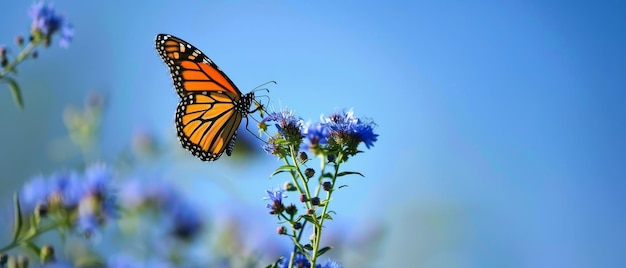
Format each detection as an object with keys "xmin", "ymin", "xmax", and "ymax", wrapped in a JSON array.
[
  {"xmin": 261, "ymin": 109, "xmax": 304, "ymax": 141},
  {"xmin": 119, "ymin": 179, "xmax": 203, "ymax": 240},
  {"xmin": 278, "ymin": 254, "xmax": 344, "ymax": 268},
  {"xmin": 261, "ymin": 108, "xmax": 378, "ymax": 156},
  {"xmin": 28, "ymin": 1, "xmax": 73, "ymax": 47},
  {"xmin": 20, "ymin": 163, "xmax": 117, "ymax": 235}
]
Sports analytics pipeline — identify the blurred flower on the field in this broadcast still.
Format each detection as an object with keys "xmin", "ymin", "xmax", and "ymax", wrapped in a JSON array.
[
  {"xmin": 278, "ymin": 254, "xmax": 311, "ymax": 268},
  {"xmin": 118, "ymin": 179, "xmax": 204, "ymax": 240},
  {"xmin": 28, "ymin": 1, "xmax": 74, "ymax": 47},
  {"xmin": 18, "ymin": 163, "xmax": 118, "ymax": 235},
  {"xmin": 107, "ymin": 255, "xmax": 171, "ymax": 268},
  {"xmin": 318, "ymin": 259, "xmax": 343, "ymax": 268}
]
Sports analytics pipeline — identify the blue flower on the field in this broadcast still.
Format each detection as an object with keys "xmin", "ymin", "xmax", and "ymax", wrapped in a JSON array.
[
  {"xmin": 323, "ymin": 109, "xmax": 378, "ymax": 149},
  {"xmin": 319, "ymin": 259, "xmax": 343, "ymax": 268},
  {"xmin": 264, "ymin": 187, "xmax": 286, "ymax": 214},
  {"xmin": 170, "ymin": 201, "xmax": 203, "ymax": 240},
  {"xmin": 20, "ymin": 175, "xmax": 49, "ymax": 209},
  {"xmin": 119, "ymin": 179, "xmax": 204, "ymax": 240},
  {"xmin": 19, "ymin": 163, "xmax": 118, "ymax": 235},
  {"xmin": 278, "ymin": 254, "xmax": 311, "ymax": 268},
  {"xmin": 262, "ymin": 109, "xmax": 303, "ymax": 140},
  {"xmin": 28, "ymin": 1, "xmax": 73, "ymax": 47},
  {"xmin": 302, "ymin": 121, "xmax": 330, "ymax": 146},
  {"xmin": 107, "ymin": 255, "xmax": 171, "ymax": 268}
]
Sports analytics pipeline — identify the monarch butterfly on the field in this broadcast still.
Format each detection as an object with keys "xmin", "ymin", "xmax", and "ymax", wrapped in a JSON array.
[{"xmin": 155, "ymin": 34, "xmax": 259, "ymax": 161}]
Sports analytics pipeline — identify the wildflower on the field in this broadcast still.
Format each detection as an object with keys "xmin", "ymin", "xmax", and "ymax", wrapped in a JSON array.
[
  {"xmin": 19, "ymin": 164, "xmax": 117, "ymax": 235},
  {"xmin": 323, "ymin": 109, "xmax": 378, "ymax": 149},
  {"xmin": 278, "ymin": 254, "xmax": 311, "ymax": 268},
  {"xmin": 28, "ymin": 1, "xmax": 74, "ymax": 47},
  {"xmin": 169, "ymin": 201, "xmax": 203, "ymax": 240},
  {"xmin": 264, "ymin": 187, "xmax": 287, "ymax": 215},
  {"xmin": 118, "ymin": 179, "xmax": 204, "ymax": 240},
  {"xmin": 301, "ymin": 121, "xmax": 330, "ymax": 146},
  {"xmin": 262, "ymin": 109, "xmax": 303, "ymax": 142},
  {"xmin": 319, "ymin": 259, "xmax": 343, "ymax": 268}
]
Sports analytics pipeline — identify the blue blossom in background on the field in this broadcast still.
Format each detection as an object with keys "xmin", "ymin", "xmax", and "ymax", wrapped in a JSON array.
[
  {"xmin": 107, "ymin": 255, "xmax": 171, "ymax": 268},
  {"xmin": 77, "ymin": 164, "xmax": 118, "ymax": 235},
  {"xmin": 278, "ymin": 253, "xmax": 311, "ymax": 268},
  {"xmin": 18, "ymin": 163, "xmax": 117, "ymax": 235},
  {"xmin": 28, "ymin": 1, "xmax": 73, "ymax": 47},
  {"xmin": 302, "ymin": 121, "xmax": 330, "ymax": 146},
  {"xmin": 118, "ymin": 179, "xmax": 204, "ymax": 240},
  {"xmin": 318, "ymin": 259, "xmax": 343, "ymax": 268}
]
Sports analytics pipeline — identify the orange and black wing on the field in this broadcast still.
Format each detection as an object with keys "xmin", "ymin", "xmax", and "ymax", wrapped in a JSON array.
[
  {"xmin": 175, "ymin": 91, "xmax": 248, "ymax": 161},
  {"xmin": 155, "ymin": 34, "xmax": 242, "ymax": 98}
]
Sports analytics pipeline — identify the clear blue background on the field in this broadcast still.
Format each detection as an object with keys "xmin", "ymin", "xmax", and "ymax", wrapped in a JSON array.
[{"xmin": 1, "ymin": 1, "xmax": 625, "ymax": 267}]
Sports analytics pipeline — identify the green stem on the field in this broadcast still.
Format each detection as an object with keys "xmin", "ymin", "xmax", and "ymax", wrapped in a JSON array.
[
  {"xmin": 0, "ymin": 41, "xmax": 37, "ymax": 80},
  {"xmin": 310, "ymin": 153, "xmax": 343, "ymax": 268},
  {"xmin": 0, "ymin": 221, "xmax": 59, "ymax": 253}
]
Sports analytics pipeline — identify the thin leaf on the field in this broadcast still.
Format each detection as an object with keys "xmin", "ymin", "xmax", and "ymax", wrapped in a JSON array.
[
  {"xmin": 270, "ymin": 165, "xmax": 297, "ymax": 177},
  {"xmin": 303, "ymin": 244, "xmax": 314, "ymax": 251},
  {"xmin": 12, "ymin": 192, "xmax": 22, "ymax": 243},
  {"xmin": 317, "ymin": 246, "xmax": 332, "ymax": 256},
  {"xmin": 6, "ymin": 77, "xmax": 24, "ymax": 110},
  {"xmin": 23, "ymin": 241, "xmax": 40, "ymax": 256},
  {"xmin": 337, "ymin": 171, "xmax": 364, "ymax": 177}
]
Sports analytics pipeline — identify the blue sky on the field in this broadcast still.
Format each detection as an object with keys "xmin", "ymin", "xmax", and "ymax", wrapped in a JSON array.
[{"xmin": 1, "ymin": 1, "xmax": 625, "ymax": 267}]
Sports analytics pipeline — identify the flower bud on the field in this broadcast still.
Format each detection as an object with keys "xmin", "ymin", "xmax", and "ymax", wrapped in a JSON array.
[
  {"xmin": 293, "ymin": 221, "xmax": 302, "ymax": 230},
  {"xmin": 322, "ymin": 181, "xmax": 332, "ymax": 191},
  {"xmin": 277, "ymin": 226, "xmax": 286, "ymax": 235},
  {"xmin": 17, "ymin": 255, "xmax": 28, "ymax": 268},
  {"xmin": 0, "ymin": 253, "xmax": 7, "ymax": 265},
  {"xmin": 304, "ymin": 168, "xmax": 315, "ymax": 179},
  {"xmin": 31, "ymin": 50, "xmax": 38, "ymax": 59},
  {"xmin": 307, "ymin": 208, "xmax": 315, "ymax": 215},
  {"xmin": 6, "ymin": 255, "xmax": 16, "ymax": 268},
  {"xmin": 299, "ymin": 194, "xmax": 307, "ymax": 203},
  {"xmin": 285, "ymin": 204, "xmax": 297, "ymax": 216},
  {"xmin": 15, "ymin": 35, "xmax": 24, "ymax": 46},
  {"xmin": 40, "ymin": 245, "xmax": 55, "ymax": 264},
  {"xmin": 310, "ymin": 197, "xmax": 320, "ymax": 206},
  {"xmin": 35, "ymin": 203, "xmax": 48, "ymax": 218},
  {"xmin": 298, "ymin": 151, "xmax": 308, "ymax": 162},
  {"xmin": 283, "ymin": 181, "xmax": 296, "ymax": 191},
  {"xmin": 327, "ymin": 154, "xmax": 336, "ymax": 163},
  {"xmin": 0, "ymin": 46, "xmax": 6, "ymax": 57}
]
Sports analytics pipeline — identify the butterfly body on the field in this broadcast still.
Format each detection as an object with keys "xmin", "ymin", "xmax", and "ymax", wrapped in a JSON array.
[{"xmin": 156, "ymin": 34, "xmax": 254, "ymax": 161}]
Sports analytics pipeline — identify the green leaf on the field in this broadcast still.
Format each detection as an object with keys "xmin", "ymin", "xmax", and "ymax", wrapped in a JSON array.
[
  {"xmin": 337, "ymin": 171, "xmax": 364, "ymax": 177},
  {"xmin": 317, "ymin": 246, "xmax": 332, "ymax": 256},
  {"xmin": 301, "ymin": 214, "xmax": 316, "ymax": 224},
  {"xmin": 322, "ymin": 213, "xmax": 334, "ymax": 220},
  {"xmin": 270, "ymin": 165, "xmax": 297, "ymax": 177},
  {"xmin": 303, "ymin": 244, "xmax": 314, "ymax": 250},
  {"xmin": 6, "ymin": 77, "xmax": 24, "ymax": 110},
  {"xmin": 23, "ymin": 241, "xmax": 41, "ymax": 256},
  {"xmin": 12, "ymin": 192, "xmax": 23, "ymax": 243}
]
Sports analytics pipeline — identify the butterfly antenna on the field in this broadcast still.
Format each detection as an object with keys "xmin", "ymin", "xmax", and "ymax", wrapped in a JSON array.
[{"xmin": 252, "ymin": 80, "xmax": 277, "ymax": 92}]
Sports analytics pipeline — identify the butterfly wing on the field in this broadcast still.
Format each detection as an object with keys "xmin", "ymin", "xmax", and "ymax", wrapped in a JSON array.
[
  {"xmin": 155, "ymin": 34, "xmax": 251, "ymax": 161},
  {"xmin": 155, "ymin": 34, "xmax": 242, "ymax": 98},
  {"xmin": 176, "ymin": 92, "xmax": 244, "ymax": 161}
]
